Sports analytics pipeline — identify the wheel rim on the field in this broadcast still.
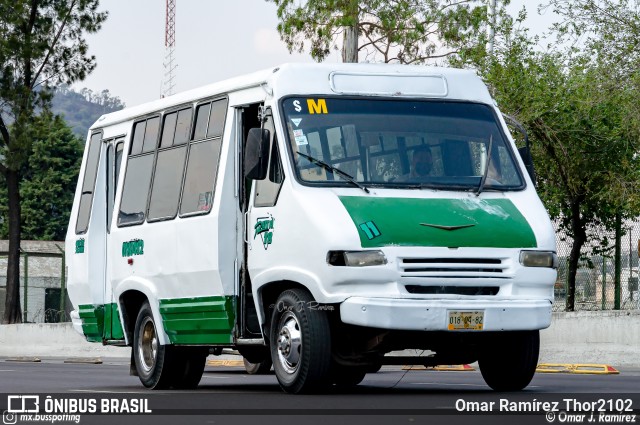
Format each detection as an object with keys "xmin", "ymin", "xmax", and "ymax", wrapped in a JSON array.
[
  {"xmin": 276, "ymin": 311, "xmax": 302, "ymax": 374},
  {"xmin": 138, "ymin": 316, "xmax": 158, "ymax": 374}
]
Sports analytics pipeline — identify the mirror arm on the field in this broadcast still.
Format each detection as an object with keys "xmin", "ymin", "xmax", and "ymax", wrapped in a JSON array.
[{"xmin": 502, "ymin": 113, "xmax": 530, "ymax": 151}]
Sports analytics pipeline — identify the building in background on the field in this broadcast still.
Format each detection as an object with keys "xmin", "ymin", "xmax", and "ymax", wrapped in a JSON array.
[{"xmin": 0, "ymin": 240, "xmax": 70, "ymax": 323}]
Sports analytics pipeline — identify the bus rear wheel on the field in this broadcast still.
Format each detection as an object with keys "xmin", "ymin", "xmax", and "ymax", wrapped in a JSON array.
[
  {"xmin": 270, "ymin": 288, "xmax": 332, "ymax": 394},
  {"xmin": 133, "ymin": 302, "xmax": 175, "ymax": 389},
  {"xmin": 172, "ymin": 347, "xmax": 208, "ymax": 388},
  {"xmin": 479, "ymin": 330, "xmax": 540, "ymax": 391},
  {"xmin": 243, "ymin": 357, "xmax": 272, "ymax": 375}
]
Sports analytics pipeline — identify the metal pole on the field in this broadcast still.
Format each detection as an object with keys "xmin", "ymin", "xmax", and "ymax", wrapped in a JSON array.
[
  {"xmin": 56, "ymin": 245, "xmax": 66, "ymax": 319},
  {"xmin": 601, "ymin": 256, "xmax": 606, "ymax": 310},
  {"xmin": 630, "ymin": 228, "xmax": 633, "ymax": 304},
  {"xmin": 23, "ymin": 253, "xmax": 28, "ymax": 323},
  {"xmin": 614, "ymin": 214, "xmax": 622, "ymax": 310},
  {"xmin": 60, "ymin": 250, "xmax": 66, "ymax": 322}
]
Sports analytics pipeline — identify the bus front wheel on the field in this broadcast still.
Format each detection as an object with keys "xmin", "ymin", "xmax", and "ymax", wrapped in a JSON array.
[
  {"xmin": 270, "ymin": 288, "xmax": 332, "ymax": 394},
  {"xmin": 479, "ymin": 330, "xmax": 540, "ymax": 391},
  {"xmin": 172, "ymin": 347, "xmax": 207, "ymax": 388}
]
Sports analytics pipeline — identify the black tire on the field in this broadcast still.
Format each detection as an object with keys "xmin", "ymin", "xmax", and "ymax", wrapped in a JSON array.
[
  {"xmin": 133, "ymin": 302, "xmax": 175, "ymax": 389},
  {"xmin": 479, "ymin": 330, "xmax": 540, "ymax": 391},
  {"xmin": 238, "ymin": 346, "xmax": 270, "ymax": 364},
  {"xmin": 172, "ymin": 348, "xmax": 207, "ymax": 389},
  {"xmin": 243, "ymin": 357, "xmax": 272, "ymax": 375},
  {"xmin": 270, "ymin": 288, "xmax": 332, "ymax": 394}
]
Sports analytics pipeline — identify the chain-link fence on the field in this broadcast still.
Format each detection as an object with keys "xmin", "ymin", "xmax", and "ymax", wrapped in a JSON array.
[{"xmin": 553, "ymin": 220, "xmax": 640, "ymax": 312}]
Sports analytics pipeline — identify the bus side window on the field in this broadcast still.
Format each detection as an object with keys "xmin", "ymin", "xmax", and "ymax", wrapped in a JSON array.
[
  {"xmin": 147, "ymin": 107, "xmax": 192, "ymax": 221},
  {"xmin": 117, "ymin": 117, "xmax": 159, "ymax": 226},
  {"xmin": 114, "ymin": 141, "xmax": 124, "ymax": 190},
  {"xmin": 179, "ymin": 97, "xmax": 228, "ymax": 216},
  {"xmin": 75, "ymin": 131, "xmax": 103, "ymax": 234},
  {"xmin": 254, "ymin": 122, "xmax": 285, "ymax": 208}
]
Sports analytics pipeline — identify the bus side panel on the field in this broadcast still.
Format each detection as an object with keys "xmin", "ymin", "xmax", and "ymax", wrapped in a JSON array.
[{"xmin": 111, "ymin": 94, "xmax": 242, "ymax": 346}]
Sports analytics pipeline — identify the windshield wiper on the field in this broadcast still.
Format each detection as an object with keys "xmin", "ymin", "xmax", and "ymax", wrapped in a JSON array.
[
  {"xmin": 476, "ymin": 134, "xmax": 493, "ymax": 196},
  {"xmin": 297, "ymin": 152, "xmax": 370, "ymax": 194}
]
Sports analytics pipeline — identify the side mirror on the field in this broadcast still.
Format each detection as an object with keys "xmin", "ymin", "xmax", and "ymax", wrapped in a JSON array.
[
  {"xmin": 503, "ymin": 114, "xmax": 537, "ymax": 186},
  {"xmin": 244, "ymin": 128, "xmax": 270, "ymax": 180},
  {"xmin": 518, "ymin": 146, "xmax": 536, "ymax": 186}
]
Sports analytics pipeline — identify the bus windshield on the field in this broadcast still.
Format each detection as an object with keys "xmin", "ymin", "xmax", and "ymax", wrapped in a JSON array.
[{"xmin": 280, "ymin": 97, "xmax": 524, "ymax": 191}]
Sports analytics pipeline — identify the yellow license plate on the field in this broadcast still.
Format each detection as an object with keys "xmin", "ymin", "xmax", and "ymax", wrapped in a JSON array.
[{"xmin": 447, "ymin": 311, "xmax": 484, "ymax": 330}]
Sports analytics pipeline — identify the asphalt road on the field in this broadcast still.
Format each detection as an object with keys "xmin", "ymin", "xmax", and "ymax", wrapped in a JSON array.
[{"xmin": 0, "ymin": 358, "xmax": 638, "ymax": 425}]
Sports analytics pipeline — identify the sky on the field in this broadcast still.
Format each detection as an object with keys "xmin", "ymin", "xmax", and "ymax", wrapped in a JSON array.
[{"xmin": 77, "ymin": 0, "xmax": 555, "ymax": 108}]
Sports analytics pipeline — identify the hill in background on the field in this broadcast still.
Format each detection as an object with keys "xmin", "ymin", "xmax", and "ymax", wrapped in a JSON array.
[{"xmin": 52, "ymin": 85, "xmax": 125, "ymax": 139}]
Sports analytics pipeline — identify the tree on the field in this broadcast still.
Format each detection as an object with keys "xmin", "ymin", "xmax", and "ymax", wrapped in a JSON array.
[
  {"xmin": 0, "ymin": 0, "xmax": 107, "ymax": 324},
  {"xmin": 266, "ymin": 0, "xmax": 500, "ymax": 64},
  {"xmin": 541, "ymin": 0, "xmax": 640, "ymax": 310},
  {"xmin": 52, "ymin": 84, "xmax": 125, "ymax": 137},
  {"xmin": 0, "ymin": 113, "xmax": 83, "ymax": 240},
  {"xmin": 474, "ymin": 12, "xmax": 640, "ymax": 311},
  {"xmin": 542, "ymin": 0, "xmax": 640, "ymax": 148}
]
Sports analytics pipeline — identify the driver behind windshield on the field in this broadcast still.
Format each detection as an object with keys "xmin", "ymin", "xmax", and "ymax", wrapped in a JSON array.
[{"xmin": 398, "ymin": 145, "xmax": 433, "ymax": 182}]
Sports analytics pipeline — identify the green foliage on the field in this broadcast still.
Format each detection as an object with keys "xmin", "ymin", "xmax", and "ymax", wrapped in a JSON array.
[
  {"xmin": 52, "ymin": 85, "xmax": 125, "ymax": 138},
  {"xmin": 470, "ymin": 6, "xmax": 640, "ymax": 310},
  {"xmin": 0, "ymin": 0, "xmax": 106, "ymax": 323},
  {"xmin": 0, "ymin": 113, "xmax": 83, "ymax": 240},
  {"xmin": 0, "ymin": 0, "xmax": 107, "ymax": 171},
  {"xmin": 266, "ymin": 0, "xmax": 499, "ymax": 64}
]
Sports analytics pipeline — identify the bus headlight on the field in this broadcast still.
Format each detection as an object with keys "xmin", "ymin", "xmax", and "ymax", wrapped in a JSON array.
[
  {"xmin": 520, "ymin": 251, "xmax": 558, "ymax": 268},
  {"xmin": 327, "ymin": 250, "xmax": 387, "ymax": 267}
]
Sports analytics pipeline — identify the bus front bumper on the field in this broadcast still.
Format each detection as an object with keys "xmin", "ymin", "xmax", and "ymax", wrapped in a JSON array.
[{"xmin": 340, "ymin": 297, "xmax": 552, "ymax": 331}]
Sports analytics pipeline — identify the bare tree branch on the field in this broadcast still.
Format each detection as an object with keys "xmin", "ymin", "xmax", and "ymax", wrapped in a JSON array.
[{"xmin": 32, "ymin": 0, "xmax": 77, "ymax": 88}]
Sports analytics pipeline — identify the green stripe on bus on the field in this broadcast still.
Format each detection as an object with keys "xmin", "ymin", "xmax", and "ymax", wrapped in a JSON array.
[
  {"xmin": 159, "ymin": 296, "xmax": 235, "ymax": 344},
  {"xmin": 79, "ymin": 303, "xmax": 124, "ymax": 342},
  {"xmin": 78, "ymin": 304, "xmax": 104, "ymax": 342},
  {"xmin": 104, "ymin": 302, "xmax": 124, "ymax": 340},
  {"xmin": 339, "ymin": 196, "xmax": 537, "ymax": 249}
]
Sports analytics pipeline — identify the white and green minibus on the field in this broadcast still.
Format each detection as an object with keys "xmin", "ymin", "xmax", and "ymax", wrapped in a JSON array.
[{"xmin": 65, "ymin": 63, "xmax": 557, "ymax": 394}]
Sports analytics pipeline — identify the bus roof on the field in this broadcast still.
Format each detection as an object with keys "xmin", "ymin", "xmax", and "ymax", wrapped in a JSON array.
[{"xmin": 90, "ymin": 63, "xmax": 493, "ymax": 132}]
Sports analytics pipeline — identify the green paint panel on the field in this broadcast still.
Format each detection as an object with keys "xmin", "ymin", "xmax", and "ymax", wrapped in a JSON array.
[
  {"xmin": 159, "ymin": 296, "xmax": 235, "ymax": 344},
  {"xmin": 78, "ymin": 304, "xmax": 104, "ymax": 342},
  {"xmin": 104, "ymin": 303, "xmax": 125, "ymax": 340},
  {"xmin": 339, "ymin": 196, "xmax": 537, "ymax": 249},
  {"xmin": 79, "ymin": 303, "xmax": 124, "ymax": 342}
]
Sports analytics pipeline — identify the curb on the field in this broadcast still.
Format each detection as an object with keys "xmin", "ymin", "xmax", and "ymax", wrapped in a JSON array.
[
  {"xmin": 4, "ymin": 357, "xmax": 41, "ymax": 363},
  {"xmin": 64, "ymin": 357, "xmax": 103, "ymax": 364}
]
